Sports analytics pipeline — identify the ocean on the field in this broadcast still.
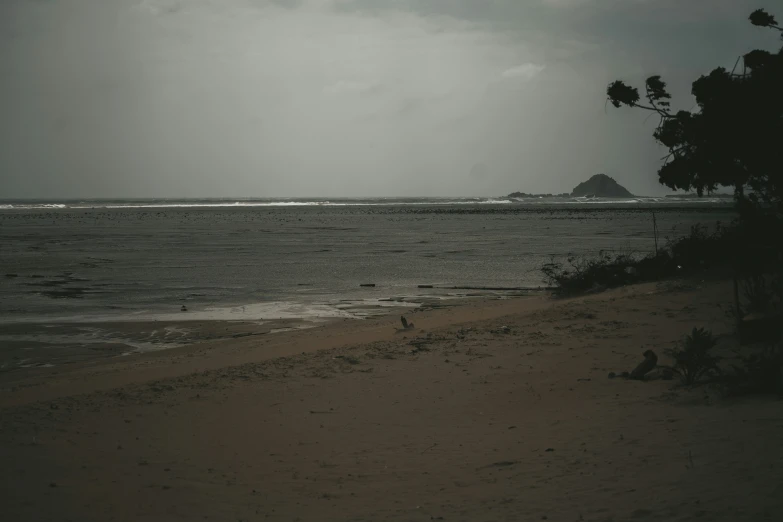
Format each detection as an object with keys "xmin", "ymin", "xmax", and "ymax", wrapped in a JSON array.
[{"xmin": 1, "ymin": 197, "xmax": 734, "ymax": 324}]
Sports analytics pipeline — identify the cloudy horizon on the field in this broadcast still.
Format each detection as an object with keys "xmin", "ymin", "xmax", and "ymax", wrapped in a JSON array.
[{"xmin": 1, "ymin": 0, "xmax": 781, "ymax": 198}]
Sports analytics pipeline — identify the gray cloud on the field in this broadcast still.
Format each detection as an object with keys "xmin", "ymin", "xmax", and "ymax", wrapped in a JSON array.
[{"xmin": 1, "ymin": 0, "xmax": 781, "ymax": 198}]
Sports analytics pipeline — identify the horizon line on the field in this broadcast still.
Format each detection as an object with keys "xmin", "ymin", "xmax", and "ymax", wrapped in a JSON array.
[{"xmin": 1, "ymin": 194, "xmax": 717, "ymax": 201}]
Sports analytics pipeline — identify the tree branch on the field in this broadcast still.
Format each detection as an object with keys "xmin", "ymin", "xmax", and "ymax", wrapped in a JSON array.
[{"xmin": 630, "ymin": 101, "xmax": 672, "ymax": 117}]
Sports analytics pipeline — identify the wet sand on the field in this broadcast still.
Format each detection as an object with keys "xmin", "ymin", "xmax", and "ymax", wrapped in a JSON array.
[
  {"xmin": 0, "ymin": 318, "xmax": 314, "ymax": 370},
  {"xmin": 0, "ymin": 293, "xmax": 498, "ymax": 372},
  {"xmin": 1, "ymin": 277, "xmax": 782, "ymax": 521}
]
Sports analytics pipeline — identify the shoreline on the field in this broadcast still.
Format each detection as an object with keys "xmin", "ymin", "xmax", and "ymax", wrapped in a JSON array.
[
  {"xmin": 0, "ymin": 289, "xmax": 543, "ymax": 374},
  {"xmin": 0, "ymin": 292, "xmax": 547, "ymax": 407}
]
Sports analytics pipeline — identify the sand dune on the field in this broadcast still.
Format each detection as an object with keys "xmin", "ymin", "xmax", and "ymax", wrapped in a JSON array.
[{"xmin": 1, "ymin": 278, "xmax": 781, "ymax": 521}]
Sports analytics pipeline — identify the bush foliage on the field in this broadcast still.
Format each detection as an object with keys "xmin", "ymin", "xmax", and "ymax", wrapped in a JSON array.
[
  {"xmin": 664, "ymin": 328, "xmax": 722, "ymax": 385},
  {"xmin": 540, "ymin": 222, "xmax": 729, "ymax": 296}
]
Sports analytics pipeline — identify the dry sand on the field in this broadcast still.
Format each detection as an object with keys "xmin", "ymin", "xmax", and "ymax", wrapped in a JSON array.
[{"xmin": 1, "ymin": 278, "xmax": 782, "ymax": 522}]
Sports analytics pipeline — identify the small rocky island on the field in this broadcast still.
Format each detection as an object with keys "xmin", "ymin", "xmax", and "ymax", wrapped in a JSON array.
[
  {"xmin": 570, "ymin": 174, "xmax": 633, "ymax": 198},
  {"xmin": 507, "ymin": 174, "xmax": 633, "ymax": 199}
]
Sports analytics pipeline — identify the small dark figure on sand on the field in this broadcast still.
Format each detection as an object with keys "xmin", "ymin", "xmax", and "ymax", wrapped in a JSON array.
[
  {"xmin": 629, "ymin": 350, "xmax": 658, "ymax": 380},
  {"xmin": 608, "ymin": 349, "xmax": 658, "ymax": 380},
  {"xmin": 400, "ymin": 316, "xmax": 415, "ymax": 330}
]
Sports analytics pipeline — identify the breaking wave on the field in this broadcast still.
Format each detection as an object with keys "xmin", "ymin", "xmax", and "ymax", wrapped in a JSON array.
[{"xmin": 0, "ymin": 196, "xmax": 732, "ymax": 210}]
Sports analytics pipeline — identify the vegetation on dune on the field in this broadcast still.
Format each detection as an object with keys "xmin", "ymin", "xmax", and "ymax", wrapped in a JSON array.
[
  {"xmin": 541, "ymin": 8, "xmax": 783, "ymax": 395},
  {"xmin": 543, "ymin": 8, "xmax": 782, "ymax": 302},
  {"xmin": 603, "ymin": 8, "xmax": 783, "ymax": 319},
  {"xmin": 540, "ymin": 222, "xmax": 734, "ymax": 296}
]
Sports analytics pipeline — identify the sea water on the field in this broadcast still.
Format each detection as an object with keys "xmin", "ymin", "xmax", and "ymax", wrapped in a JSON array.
[{"xmin": 0, "ymin": 197, "xmax": 734, "ymax": 323}]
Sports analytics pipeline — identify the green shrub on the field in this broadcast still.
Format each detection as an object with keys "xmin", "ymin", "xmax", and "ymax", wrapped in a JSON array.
[
  {"xmin": 664, "ymin": 328, "xmax": 722, "ymax": 385},
  {"xmin": 540, "ymin": 221, "xmax": 740, "ymax": 296},
  {"xmin": 665, "ymin": 223, "xmax": 729, "ymax": 272},
  {"xmin": 540, "ymin": 250, "xmax": 662, "ymax": 296}
]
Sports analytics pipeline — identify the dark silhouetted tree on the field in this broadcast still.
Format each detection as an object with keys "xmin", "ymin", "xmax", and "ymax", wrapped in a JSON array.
[{"xmin": 607, "ymin": 9, "xmax": 783, "ymax": 213}]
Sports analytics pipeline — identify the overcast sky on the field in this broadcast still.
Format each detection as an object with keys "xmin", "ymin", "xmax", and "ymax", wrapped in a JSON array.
[{"xmin": 1, "ymin": 0, "xmax": 781, "ymax": 198}]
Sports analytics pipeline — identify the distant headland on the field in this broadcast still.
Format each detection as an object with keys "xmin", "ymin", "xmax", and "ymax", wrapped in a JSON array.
[
  {"xmin": 508, "ymin": 173, "xmax": 634, "ymax": 199},
  {"xmin": 507, "ymin": 192, "xmax": 570, "ymax": 198},
  {"xmin": 664, "ymin": 193, "xmax": 734, "ymax": 199}
]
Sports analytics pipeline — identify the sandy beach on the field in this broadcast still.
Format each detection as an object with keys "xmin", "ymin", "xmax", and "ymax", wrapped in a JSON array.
[
  {"xmin": 2, "ymin": 277, "xmax": 782, "ymax": 522},
  {"xmin": 4, "ymin": 1, "xmax": 782, "ymax": 520}
]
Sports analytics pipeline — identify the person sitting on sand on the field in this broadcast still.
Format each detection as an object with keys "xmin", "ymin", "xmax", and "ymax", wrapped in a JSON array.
[{"xmin": 401, "ymin": 316, "xmax": 414, "ymax": 329}]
